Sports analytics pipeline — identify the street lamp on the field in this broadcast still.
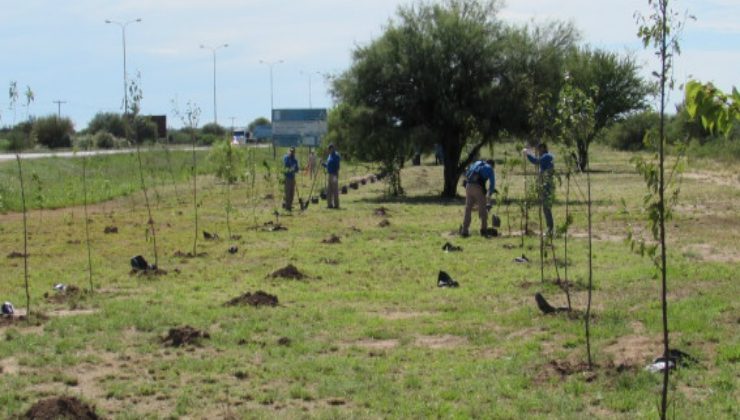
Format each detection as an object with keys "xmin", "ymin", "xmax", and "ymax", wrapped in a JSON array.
[
  {"xmin": 260, "ymin": 59, "xmax": 283, "ymax": 157},
  {"xmin": 105, "ymin": 18, "xmax": 142, "ymax": 115},
  {"xmin": 200, "ymin": 43, "xmax": 228, "ymax": 125},
  {"xmin": 300, "ymin": 70, "xmax": 322, "ymax": 109}
]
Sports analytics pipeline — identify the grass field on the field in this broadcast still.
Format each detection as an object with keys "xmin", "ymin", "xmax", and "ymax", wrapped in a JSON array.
[{"xmin": 0, "ymin": 144, "xmax": 737, "ymax": 418}]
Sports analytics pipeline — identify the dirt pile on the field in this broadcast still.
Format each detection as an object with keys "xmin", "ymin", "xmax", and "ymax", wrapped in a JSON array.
[
  {"xmin": 7, "ymin": 251, "xmax": 27, "ymax": 259},
  {"xmin": 374, "ymin": 207, "xmax": 389, "ymax": 216},
  {"xmin": 203, "ymin": 231, "xmax": 220, "ymax": 240},
  {"xmin": 45, "ymin": 284, "xmax": 82, "ymax": 303},
  {"xmin": 103, "ymin": 226, "xmax": 118, "ymax": 234},
  {"xmin": 162, "ymin": 325, "xmax": 210, "ymax": 347},
  {"xmin": 24, "ymin": 396, "xmax": 101, "ymax": 420},
  {"xmin": 269, "ymin": 264, "xmax": 306, "ymax": 280},
  {"xmin": 322, "ymin": 234, "xmax": 341, "ymax": 244},
  {"xmin": 263, "ymin": 221, "xmax": 287, "ymax": 232},
  {"xmin": 378, "ymin": 219, "xmax": 391, "ymax": 228},
  {"xmin": 225, "ymin": 291, "xmax": 278, "ymax": 307}
]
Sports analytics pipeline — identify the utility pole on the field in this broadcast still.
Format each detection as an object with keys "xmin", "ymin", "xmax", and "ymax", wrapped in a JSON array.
[
  {"xmin": 200, "ymin": 43, "xmax": 228, "ymax": 125},
  {"xmin": 53, "ymin": 100, "xmax": 67, "ymax": 119}
]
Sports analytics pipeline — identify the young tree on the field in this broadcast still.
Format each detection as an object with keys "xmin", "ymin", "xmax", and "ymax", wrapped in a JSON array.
[
  {"xmin": 172, "ymin": 99, "xmax": 202, "ymax": 256},
  {"xmin": 128, "ymin": 74, "xmax": 159, "ymax": 268},
  {"xmin": 685, "ymin": 81, "xmax": 739, "ymax": 136},
  {"xmin": 634, "ymin": 1, "xmax": 691, "ymax": 417}
]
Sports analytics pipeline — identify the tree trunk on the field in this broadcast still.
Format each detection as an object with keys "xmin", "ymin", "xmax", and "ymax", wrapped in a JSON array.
[
  {"xmin": 441, "ymin": 145, "xmax": 463, "ymax": 198},
  {"xmin": 577, "ymin": 139, "xmax": 589, "ymax": 172}
]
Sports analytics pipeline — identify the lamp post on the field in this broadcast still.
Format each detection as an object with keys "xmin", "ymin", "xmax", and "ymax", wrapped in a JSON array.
[
  {"xmin": 200, "ymin": 43, "xmax": 228, "ymax": 125},
  {"xmin": 260, "ymin": 59, "xmax": 283, "ymax": 158},
  {"xmin": 300, "ymin": 70, "xmax": 322, "ymax": 109},
  {"xmin": 105, "ymin": 18, "xmax": 142, "ymax": 115}
]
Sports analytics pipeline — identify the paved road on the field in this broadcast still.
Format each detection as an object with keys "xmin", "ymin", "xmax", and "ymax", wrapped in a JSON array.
[{"xmin": 0, "ymin": 144, "xmax": 268, "ymax": 162}]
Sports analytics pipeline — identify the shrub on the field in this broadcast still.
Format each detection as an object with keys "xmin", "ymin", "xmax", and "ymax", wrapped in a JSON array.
[
  {"xmin": 132, "ymin": 117, "xmax": 158, "ymax": 143},
  {"xmin": 202, "ymin": 122, "xmax": 226, "ymax": 136},
  {"xmin": 208, "ymin": 139, "xmax": 246, "ymax": 183},
  {"xmin": 94, "ymin": 131, "xmax": 117, "ymax": 149},
  {"xmin": 2, "ymin": 122, "xmax": 35, "ymax": 151},
  {"xmin": 87, "ymin": 112, "xmax": 126, "ymax": 138},
  {"xmin": 73, "ymin": 134, "xmax": 95, "ymax": 150},
  {"xmin": 33, "ymin": 116, "xmax": 74, "ymax": 148},
  {"xmin": 602, "ymin": 111, "xmax": 659, "ymax": 151}
]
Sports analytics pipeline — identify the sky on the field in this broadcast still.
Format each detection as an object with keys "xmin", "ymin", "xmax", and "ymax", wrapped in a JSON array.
[{"xmin": 0, "ymin": 0, "xmax": 738, "ymax": 130}]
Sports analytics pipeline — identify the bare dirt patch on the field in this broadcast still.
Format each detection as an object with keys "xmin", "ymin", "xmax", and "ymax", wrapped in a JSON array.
[
  {"xmin": 162, "ymin": 326, "xmax": 210, "ymax": 347},
  {"xmin": 225, "ymin": 291, "xmax": 278, "ymax": 307},
  {"xmin": 415, "ymin": 334, "xmax": 468, "ymax": 349},
  {"xmin": 375, "ymin": 310, "xmax": 433, "ymax": 320},
  {"xmin": 269, "ymin": 264, "xmax": 305, "ymax": 280},
  {"xmin": 683, "ymin": 243, "xmax": 740, "ymax": 263},
  {"xmin": 0, "ymin": 357, "xmax": 20, "ymax": 375},
  {"xmin": 602, "ymin": 334, "xmax": 662, "ymax": 368},
  {"xmin": 349, "ymin": 339, "xmax": 399, "ymax": 350},
  {"xmin": 7, "ymin": 251, "xmax": 28, "ymax": 258},
  {"xmin": 24, "ymin": 396, "xmax": 101, "ymax": 420},
  {"xmin": 683, "ymin": 171, "xmax": 740, "ymax": 188},
  {"xmin": 103, "ymin": 225, "xmax": 118, "ymax": 234},
  {"xmin": 378, "ymin": 219, "xmax": 391, "ymax": 228}
]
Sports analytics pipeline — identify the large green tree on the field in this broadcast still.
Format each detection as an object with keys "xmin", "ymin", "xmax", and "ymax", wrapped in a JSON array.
[
  {"xmin": 566, "ymin": 48, "xmax": 651, "ymax": 169},
  {"xmin": 330, "ymin": 0, "xmax": 578, "ymax": 197}
]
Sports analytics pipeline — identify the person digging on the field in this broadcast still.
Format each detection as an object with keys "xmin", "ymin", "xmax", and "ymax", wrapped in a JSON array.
[
  {"xmin": 283, "ymin": 147, "xmax": 299, "ymax": 211},
  {"xmin": 459, "ymin": 159, "xmax": 496, "ymax": 238}
]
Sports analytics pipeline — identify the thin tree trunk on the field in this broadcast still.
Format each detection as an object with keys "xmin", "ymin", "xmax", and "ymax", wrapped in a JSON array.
[
  {"xmin": 191, "ymin": 135, "xmax": 199, "ymax": 256},
  {"xmin": 658, "ymin": 1, "xmax": 670, "ymax": 416},
  {"xmin": 538, "ymin": 171, "xmax": 545, "ymax": 283},
  {"xmin": 136, "ymin": 144, "xmax": 159, "ymax": 267},
  {"xmin": 585, "ymin": 168, "xmax": 594, "ymax": 369},
  {"xmin": 563, "ymin": 173, "xmax": 571, "ymax": 311},
  {"xmin": 16, "ymin": 155, "xmax": 31, "ymax": 321},
  {"xmin": 82, "ymin": 154, "xmax": 94, "ymax": 293}
]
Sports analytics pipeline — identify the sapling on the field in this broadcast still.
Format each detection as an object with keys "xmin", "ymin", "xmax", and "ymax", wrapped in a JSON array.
[
  {"xmin": 80, "ymin": 148, "xmax": 94, "ymax": 293},
  {"xmin": 172, "ymin": 99, "xmax": 202, "ymax": 255},
  {"xmin": 128, "ymin": 75, "xmax": 159, "ymax": 268},
  {"xmin": 634, "ymin": 1, "xmax": 691, "ymax": 415},
  {"xmin": 8, "ymin": 81, "xmax": 31, "ymax": 319}
]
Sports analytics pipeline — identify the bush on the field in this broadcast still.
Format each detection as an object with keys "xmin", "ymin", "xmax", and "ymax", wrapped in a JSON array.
[
  {"xmin": 132, "ymin": 117, "xmax": 158, "ymax": 143},
  {"xmin": 202, "ymin": 122, "xmax": 226, "ymax": 136},
  {"xmin": 33, "ymin": 116, "xmax": 74, "ymax": 148},
  {"xmin": 94, "ymin": 131, "xmax": 117, "ymax": 149},
  {"xmin": 73, "ymin": 134, "xmax": 95, "ymax": 150},
  {"xmin": 602, "ymin": 111, "xmax": 659, "ymax": 151},
  {"xmin": 1, "ymin": 122, "xmax": 35, "ymax": 151},
  {"xmin": 86, "ymin": 112, "xmax": 126, "ymax": 138},
  {"xmin": 208, "ymin": 140, "xmax": 246, "ymax": 183}
]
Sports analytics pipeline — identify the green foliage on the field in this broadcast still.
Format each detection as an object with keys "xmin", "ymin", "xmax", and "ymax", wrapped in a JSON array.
[
  {"xmin": 208, "ymin": 140, "xmax": 246, "ymax": 184},
  {"xmin": 685, "ymin": 81, "xmax": 739, "ymax": 137},
  {"xmin": 603, "ymin": 111, "xmax": 660, "ymax": 151},
  {"xmin": 565, "ymin": 48, "xmax": 651, "ymax": 168},
  {"xmin": 0, "ymin": 122, "xmax": 35, "ymax": 151},
  {"xmin": 94, "ymin": 131, "xmax": 118, "ymax": 149},
  {"xmin": 247, "ymin": 117, "xmax": 270, "ymax": 132},
  {"xmin": 201, "ymin": 122, "xmax": 226, "ymax": 136},
  {"xmin": 32, "ymin": 115, "xmax": 74, "ymax": 148},
  {"xmin": 132, "ymin": 116, "xmax": 158, "ymax": 143},
  {"xmin": 86, "ymin": 112, "xmax": 127, "ymax": 138},
  {"xmin": 331, "ymin": 0, "xmax": 579, "ymax": 197}
]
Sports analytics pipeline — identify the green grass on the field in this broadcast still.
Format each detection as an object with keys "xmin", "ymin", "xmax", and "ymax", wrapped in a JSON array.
[{"xmin": 0, "ymin": 144, "xmax": 737, "ymax": 418}]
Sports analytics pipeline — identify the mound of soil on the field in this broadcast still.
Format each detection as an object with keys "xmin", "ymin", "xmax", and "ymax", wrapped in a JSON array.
[
  {"xmin": 203, "ymin": 231, "xmax": 220, "ymax": 240},
  {"xmin": 378, "ymin": 219, "xmax": 391, "ymax": 228},
  {"xmin": 269, "ymin": 264, "xmax": 305, "ymax": 280},
  {"xmin": 24, "ymin": 396, "xmax": 100, "ymax": 420},
  {"xmin": 374, "ymin": 207, "xmax": 389, "ymax": 216},
  {"xmin": 225, "ymin": 291, "xmax": 278, "ymax": 307},
  {"xmin": 360, "ymin": 178, "xmax": 367, "ymax": 185},
  {"xmin": 349, "ymin": 182, "xmax": 359, "ymax": 190},
  {"xmin": 7, "ymin": 251, "xmax": 28, "ymax": 259},
  {"xmin": 341, "ymin": 185, "xmax": 348, "ymax": 194},
  {"xmin": 162, "ymin": 325, "xmax": 210, "ymax": 347},
  {"xmin": 263, "ymin": 222, "xmax": 287, "ymax": 232},
  {"xmin": 45, "ymin": 285, "xmax": 82, "ymax": 303},
  {"xmin": 103, "ymin": 226, "xmax": 118, "ymax": 234},
  {"xmin": 277, "ymin": 337, "xmax": 292, "ymax": 346},
  {"xmin": 322, "ymin": 234, "xmax": 341, "ymax": 244}
]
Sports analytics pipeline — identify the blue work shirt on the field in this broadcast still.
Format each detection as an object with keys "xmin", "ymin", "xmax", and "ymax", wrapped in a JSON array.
[
  {"xmin": 283, "ymin": 154, "xmax": 299, "ymax": 179},
  {"xmin": 466, "ymin": 161, "xmax": 496, "ymax": 197},
  {"xmin": 323, "ymin": 151, "xmax": 341, "ymax": 175},
  {"xmin": 527, "ymin": 152, "xmax": 555, "ymax": 173}
]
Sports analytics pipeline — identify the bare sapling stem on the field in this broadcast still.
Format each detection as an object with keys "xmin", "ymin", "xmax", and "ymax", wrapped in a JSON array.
[
  {"xmin": 82, "ymin": 153, "xmax": 94, "ymax": 293},
  {"xmin": 16, "ymin": 155, "xmax": 31, "ymax": 320}
]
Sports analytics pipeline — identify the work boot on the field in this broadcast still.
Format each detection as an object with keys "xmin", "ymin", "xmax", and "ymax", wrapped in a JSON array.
[{"xmin": 458, "ymin": 225, "xmax": 470, "ymax": 238}]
